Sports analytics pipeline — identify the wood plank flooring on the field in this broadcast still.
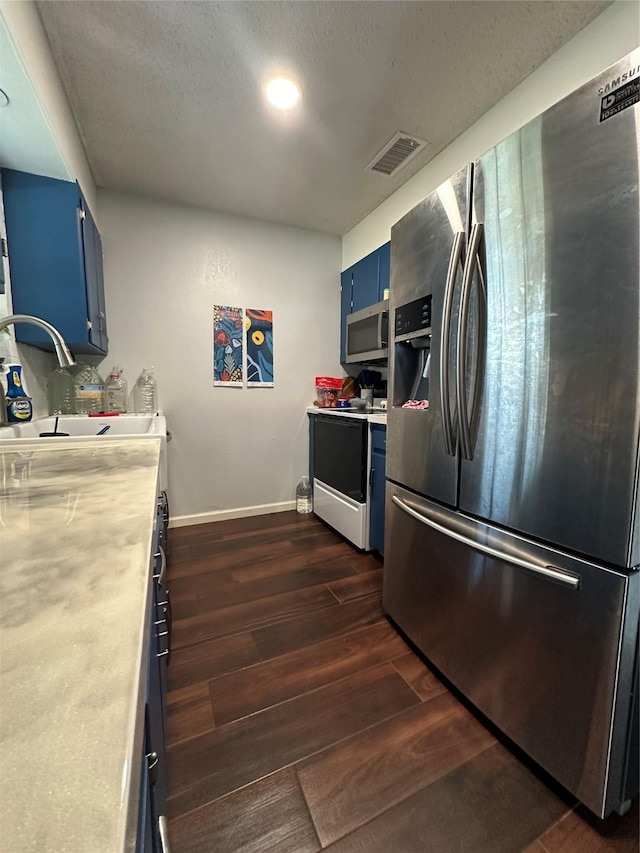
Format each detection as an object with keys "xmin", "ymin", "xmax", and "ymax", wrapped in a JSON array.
[{"xmin": 165, "ymin": 511, "xmax": 639, "ymax": 853}]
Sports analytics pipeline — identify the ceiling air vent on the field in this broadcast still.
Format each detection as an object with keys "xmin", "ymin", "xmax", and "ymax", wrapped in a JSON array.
[{"xmin": 366, "ymin": 132, "xmax": 428, "ymax": 176}]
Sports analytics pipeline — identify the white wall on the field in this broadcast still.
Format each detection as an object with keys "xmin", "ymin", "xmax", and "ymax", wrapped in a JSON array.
[
  {"xmin": 99, "ymin": 189, "xmax": 341, "ymax": 521},
  {"xmin": 342, "ymin": 1, "xmax": 640, "ymax": 268},
  {"xmin": 0, "ymin": 0, "xmax": 96, "ymax": 212},
  {"xmin": 0, "ymin": 0, "xmax": 98, "ymax": 413}
]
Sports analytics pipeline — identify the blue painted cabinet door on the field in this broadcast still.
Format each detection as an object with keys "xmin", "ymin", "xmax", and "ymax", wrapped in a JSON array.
[
  {"xmin": 351, "ymin": 251, "xmax": 379, "ymax": 314},
  {"xmin": 308, "ymin": 413, "xmax": 315, "ymax": 483},
  {"xmin": 340, "ymin": 268, "xmax": 352, "ymax": 364},
  {"xmin": 369, "ymin": 425, "xmax": 387, "ymax": 554},
  {"xmin": 1, "ymin": 169, "xmax": 108, "ymax": 355},
  {"xmin": 136, "ymin": 748, "xmax": 153, "ymax": 853},
  {"xmin": 82, "ymin": 201, "xmax": 108, "ymax": 353},
  {"xmin": 377, "ymin": 242, "xmax": 390, "ymax": 301}
]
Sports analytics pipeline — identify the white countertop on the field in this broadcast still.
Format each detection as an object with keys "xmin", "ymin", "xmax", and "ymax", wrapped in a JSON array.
[
  {"xmin": 306, "ymin": 406, "xmax": 387, "ymax": 425},
  {"xmin": 0, "ymin": 437, "xmax": 161, "ymax": 853}
]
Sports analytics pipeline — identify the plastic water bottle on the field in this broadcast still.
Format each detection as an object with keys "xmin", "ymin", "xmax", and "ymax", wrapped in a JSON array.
[
  {"xmin": 134, "ymin": 367, "xmax": 158, "ymax": 413},
  {"xmin": 47, "ymin": 367, "xmax": 76, "ymax": 415},
  {"xmin": 75, "ymin": 365, "xmax": 104, "ymax": 414},
  {"xmin": 105, "ymin": 367, "xmax": 128, "ymax": 413},
  {"xmin": 296, "ymin": 476, "xmax": 313, "ymax": 514}
]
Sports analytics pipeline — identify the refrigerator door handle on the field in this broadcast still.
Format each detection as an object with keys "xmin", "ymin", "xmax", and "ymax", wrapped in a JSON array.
[
  {"xmin": 457, "ymin": 223, "xmax": 485, "ymax": 460},
  {"xmin": 391, "ymin": 494, "xmax": 581, "ymax": 589},
  {"xmin": 440, "ymin": 231, "xmax": 465, "ymax": 456}
]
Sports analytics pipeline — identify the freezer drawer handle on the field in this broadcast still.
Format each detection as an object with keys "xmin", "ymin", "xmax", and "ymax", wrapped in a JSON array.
[
  {"xmin": 391, "ymin": 495, "xmax": 580, "ymax": 589},
  {"xmin": 440, "ymin": 231, "xmax": 465, "ymax": 457}
]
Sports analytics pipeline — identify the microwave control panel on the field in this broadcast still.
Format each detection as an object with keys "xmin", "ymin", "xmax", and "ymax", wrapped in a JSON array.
[{"xmin": 394, "ymin": 294, "xmax": 432, "ymax": 341}]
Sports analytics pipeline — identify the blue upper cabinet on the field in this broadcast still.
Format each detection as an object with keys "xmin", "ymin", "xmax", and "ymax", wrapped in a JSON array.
[
  {"xmin": 351, "ymin": 250, "xmax": 379, "ymax": 314},
  {"xmin": 1, "ymin": 169, "xmax": 108, "ymax": 355},
  {"xmin": 340, "ymin": 268, "xmax": 352, "ymax": 364},
  {"xmin": 339, "ymin": 242, "xmax": 390, "ymax": 364},
  {"xmin": 377, "ymin": 242, "xmax": 390, "ymax": 302}
]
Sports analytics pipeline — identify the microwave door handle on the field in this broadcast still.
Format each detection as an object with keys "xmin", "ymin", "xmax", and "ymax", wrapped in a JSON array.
[
  {"xmin": 440, "ymin": 231, "xmax": 464, "ymax": 457},
  {"xmin": 456, "ymin": 223, "xmax": 483, "ymax": 461}
]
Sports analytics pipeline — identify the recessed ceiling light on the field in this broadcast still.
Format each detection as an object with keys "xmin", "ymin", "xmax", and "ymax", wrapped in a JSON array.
[{"xmin": 265, "ymin": 77, "xmax": 301, "ymax": 110}]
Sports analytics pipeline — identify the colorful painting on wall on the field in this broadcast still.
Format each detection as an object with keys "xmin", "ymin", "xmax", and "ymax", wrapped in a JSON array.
[
  {"xmin": 245, "ymin": 309, "xmax": 274, "ymax": 387},
  {"xmin": 213, "ymin": 305, "xmax": 244, "ymax": 386}
]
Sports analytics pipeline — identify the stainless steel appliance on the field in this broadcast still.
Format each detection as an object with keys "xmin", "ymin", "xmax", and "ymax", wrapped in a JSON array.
[
  {"xmin": 384, "ymin": 50, "xmax": 640, "ymax": 819},
  {"xmin": 345, "ymin": 299, "xmax": 389, "ymax": 363}
]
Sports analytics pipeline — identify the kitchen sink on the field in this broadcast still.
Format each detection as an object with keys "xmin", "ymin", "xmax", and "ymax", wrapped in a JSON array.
[
  {"xmin": 0, "ymin": 414, "xmax": 169, "ymax": 490},
  {"xmin": 0, "ymin": 414, "xmax": 165, "ymax": 439}
]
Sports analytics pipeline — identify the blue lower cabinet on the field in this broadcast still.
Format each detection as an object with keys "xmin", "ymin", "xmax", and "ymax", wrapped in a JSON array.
[
  {"xmin": 369, "ymin": 425, "xmax": 387, "ymax": 554},
  {"xmin": 308, "ymin": 413, "xmax": 315, "ymax": 483},
  {"xmin": 137, "ymin": 503, "xmax": 170, "ymax": 853},
  {"xmin": 136, "ymin": 747, "xmax": 153, "ymax": 853}
]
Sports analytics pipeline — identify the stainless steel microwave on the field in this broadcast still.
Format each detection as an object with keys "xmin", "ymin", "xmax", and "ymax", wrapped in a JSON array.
[{"xmin": 345, "ymin": 299, "xmax": 389, "ymax": 363}]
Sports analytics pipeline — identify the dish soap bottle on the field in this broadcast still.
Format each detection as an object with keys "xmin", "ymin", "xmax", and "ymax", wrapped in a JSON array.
[
  {"xmin": 47, "ymin": 366, "xmax": 77, "ymax": 415},
  {"xmin": 296, "ymin": 476, "xmax": 313, "ymax": 514},
  {"xmin": 105, "ymin": 366, "xmax": 128, "ymax": 413},
  {"xmin": 74, "ymin": 365, "xmax": 104, "ymax": 414},
  {"xmin": 5, "ymin": 364, "xmax": 33, "ymax": 422},
  {"xmin": 133, "ymin": 366, "xmax": 158, "ymax": 413}
]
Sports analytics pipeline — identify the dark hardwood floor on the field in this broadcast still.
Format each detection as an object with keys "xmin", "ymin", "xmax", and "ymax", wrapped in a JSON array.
[{"xmin": 165, "ymin": 511, "xmax": 639, "ymax": 853}]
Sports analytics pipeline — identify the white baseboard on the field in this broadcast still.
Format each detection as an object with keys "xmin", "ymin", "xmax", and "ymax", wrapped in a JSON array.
[{"xmin": 169, "ymin": 500, "xmax": 297, "ymax": 528}]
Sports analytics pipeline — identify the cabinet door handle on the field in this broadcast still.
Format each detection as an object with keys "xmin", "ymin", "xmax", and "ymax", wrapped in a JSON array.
[
  {"xmin": 158, "ymin": 816, "xmax": 172, "ymax": 853},
  {"xmin": 146, "ymin": 751, "xmax": 159, "ymax": 785},
  {"xmin": 158, "ymin": 545, "xmax": 167, "ymax": 587},
  {"xmin": 157, "ymin": 649, "xmax": 169, "ymax": 658},
  {"xmin": 163, "ymin": 591, "xmax": 172, "ymax": 665},
  {"xmin": 153, "ymin": 546, "xmax": 167, "ymax": 586}
]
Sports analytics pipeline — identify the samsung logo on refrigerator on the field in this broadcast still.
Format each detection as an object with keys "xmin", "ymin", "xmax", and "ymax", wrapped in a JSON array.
[
  {"xmin": 598, "ymin": 67, "xmax": 639, "ymax": 123},
  {"xmin": 598, "ymin": 66, "xmax": 640, "ymax": 95}
]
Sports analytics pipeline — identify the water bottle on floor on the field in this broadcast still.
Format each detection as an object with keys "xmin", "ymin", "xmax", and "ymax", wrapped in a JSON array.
[{"xmin": 296, "ymin": 476, "xmax": 313, "ymax": 514}]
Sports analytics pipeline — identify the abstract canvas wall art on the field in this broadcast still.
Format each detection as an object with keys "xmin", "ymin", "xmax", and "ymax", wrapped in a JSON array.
[
  {"xmin": 213, "ymin": 305, "xmax": 243, "ymax": 386},
  {"xmin": 245, "ymin": 309, "xmax": 274, "ymax": 387}
]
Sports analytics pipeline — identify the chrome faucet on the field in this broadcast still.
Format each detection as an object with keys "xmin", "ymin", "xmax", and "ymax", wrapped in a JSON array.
[{"xmin": 0, "ymin": 314, "xmax": 75, "ymax": 426}]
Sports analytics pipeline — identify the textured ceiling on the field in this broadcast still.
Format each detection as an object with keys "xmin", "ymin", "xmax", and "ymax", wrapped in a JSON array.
[{"xmin": 36, "ymin": 0, "xmax": 610, "ymax": 235}]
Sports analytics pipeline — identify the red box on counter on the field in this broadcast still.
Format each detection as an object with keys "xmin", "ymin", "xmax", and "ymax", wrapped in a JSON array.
[{"xmin": 315, "ymin": 376, "xmax": 343, "ymax": 408}]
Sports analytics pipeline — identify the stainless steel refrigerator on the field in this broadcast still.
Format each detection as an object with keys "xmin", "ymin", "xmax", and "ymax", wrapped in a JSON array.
[{"xmin": 384, "ymin": 49, "xmax": 640, "ymax": 819}]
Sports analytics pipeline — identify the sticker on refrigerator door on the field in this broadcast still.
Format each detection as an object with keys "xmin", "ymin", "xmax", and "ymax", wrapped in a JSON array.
[{"xmin": 599, "ymin": 78, "xmax": 639, "ymax": 123}]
